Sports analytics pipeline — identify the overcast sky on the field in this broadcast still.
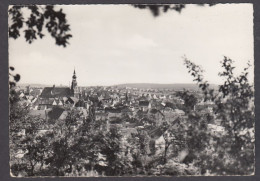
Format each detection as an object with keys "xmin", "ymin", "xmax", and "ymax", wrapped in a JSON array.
[{"xmin": 9, "ymin": 4, "xmax": 254, "ymax": 86}]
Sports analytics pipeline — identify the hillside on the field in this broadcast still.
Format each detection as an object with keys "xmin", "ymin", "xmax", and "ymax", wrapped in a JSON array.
[{"xmin": 114, "ymin": 83, "xmax": 218, "ymax": 91}]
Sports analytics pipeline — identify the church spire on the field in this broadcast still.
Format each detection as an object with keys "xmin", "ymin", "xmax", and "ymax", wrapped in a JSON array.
[
  {"xmin": 71, "ymin": 68, "xmax": 78, "ymax": 96},
  {"xmin": 72, "ymin": 68, "xmax": 77, "ymax": 79}
]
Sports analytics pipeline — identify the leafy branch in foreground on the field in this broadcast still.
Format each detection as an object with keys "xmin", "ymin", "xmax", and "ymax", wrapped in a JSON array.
[
  {"xmin": 133, "ymin": 4, "xmax": 216, "ymax": 17},
  {"xmin": 9, "ymin": 66, "xmax": 20, "ymax": 88},
  {"xmin": 9, "ymin": 5, "xmax": 72, "ymax": 47},
  {"xmin": 133, "ymin": 4, "xmax": 186, "ymax": 17},
  {"xmin": 183, "ymin": 56, "xmax": 254, "ymax": 175}
]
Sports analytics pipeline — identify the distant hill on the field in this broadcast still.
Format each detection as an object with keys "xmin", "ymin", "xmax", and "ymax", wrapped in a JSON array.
[
  {"xmin": 114, "ymin": 83, "xmax": 218, "ymax": 91},
  {"xmin": 17, "ymin": 83, "xmax": 69, "ymax": 88},
  {"xmin": 16, "ymin": 82, "xmax": 219, "ymax": 91},
  {"xmin": 17, "ymin": 83, "xmax": 52, "ymax": 88}
]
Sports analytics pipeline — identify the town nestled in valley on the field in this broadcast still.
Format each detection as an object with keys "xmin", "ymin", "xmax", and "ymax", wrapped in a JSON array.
[
  {"xmin": 11, "ymin": 69, "xmax": 245, "ymax": 176},
  {"xmin": 15, "ymin": 70, "xmax": 219, "ymax": 147}
]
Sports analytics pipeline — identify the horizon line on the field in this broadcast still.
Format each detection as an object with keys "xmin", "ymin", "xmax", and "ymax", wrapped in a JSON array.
[{"xmin": 16, "ymin": 82, "xmax": 221, "ymax": 87}]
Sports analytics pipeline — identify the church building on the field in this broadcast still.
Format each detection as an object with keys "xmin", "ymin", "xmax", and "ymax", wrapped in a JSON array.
[{"xmin": 40, "ymin": 69, "xmax": 79, "ymax": 99}]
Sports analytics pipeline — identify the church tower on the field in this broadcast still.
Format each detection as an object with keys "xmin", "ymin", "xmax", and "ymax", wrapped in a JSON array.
[{"xmin": 71, "ymin": 69, "xmax": 79, "ymax": 98}]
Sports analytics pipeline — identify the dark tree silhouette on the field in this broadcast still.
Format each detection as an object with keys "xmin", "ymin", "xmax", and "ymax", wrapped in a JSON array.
[
  {"xmin": 133, "ymin": 4, "xmax": 216, "ymax": 17},
  {"xmin": 133, "ymin": 4, "xmax": 186, "ymax": 16},
  {"xmin": 9, "ymin": 66, "xmax": 20, "ymax": 88},
  {"xmin": 9, "ymin": 5, "xmax": 72, "ymax": 47},
  {"xmin": 176, "ymin": 90, "xmax": 198, "ymax": 112}
]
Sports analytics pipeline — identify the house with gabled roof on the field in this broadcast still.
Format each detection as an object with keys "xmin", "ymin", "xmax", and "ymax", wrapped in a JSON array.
[
  {"xmin": 148, "ymin": 109, "xmax": 165, "ymax": 126},
  {"xmin": 148, "ymin": 127, "xmax": 167, "ymax": 155},
  {"xmin": 139, "ymin": 100, "xmax": 151, "ymax": 111}
]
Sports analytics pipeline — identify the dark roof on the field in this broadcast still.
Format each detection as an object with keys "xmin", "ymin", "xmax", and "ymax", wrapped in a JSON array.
[
  {"xmin": 89, "ymin": 96, "xmax": 99, "ymax": 102},
  {"xmin": 109, "ymin": 117, "xmax": 122, "ymax": 124},
  {"xmin": 75, "ymin": 99, "xmax": 85, "ymax": 107},
  {"xmin": 96, "ymin": 112, "xmax": 108, "ymax": 116},
  {"xmin": 137, "ymin": 109, "xmax": 148, "ymax": 115},
  {"xmin": 134, "ymin": 121, "xmax": 144, "ymax": 127},
  {"xmin": 150, "ymin": 108, "xmax": 158, "ymax": 114},
  {"xmin": 40, "ymin": 87, "xmax": 72, "ymax": 98},
  {"xmin": 138, "ymin": 96, "xmax": 148, "ymax": 101},
  {"xmin": 48, "ymin": 106, "xmax": 65, "ymax": 120},
  {"xmin": 139, "ymin": 100, "xmax": 150, "ymax": 107},
  {"xmin": 105, "ymin": 107, "xmax": 121, "ymax": 113},
  {"xmin": 121, "ymin": 107, "xmax": 132, "ymax": 113},
  {"xmin": 66, "ymin": 97, "xmax": 78, "ymax": 104},
  {"xmin": 149, "ymin": 109, "xmax": 165, "ymax": 118},
  {"xmin": 148, "ymin": 127, "xmax": 167, "ymax": 139}
]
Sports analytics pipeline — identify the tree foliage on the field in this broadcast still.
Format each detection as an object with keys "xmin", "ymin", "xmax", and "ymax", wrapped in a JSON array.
[
  {"xmin": 9, "ymin": 5, "xmax": 72, "ymax": 47},
  {"xmin": 176, "ymin": 90, "xmax": 198, "ymax": 112},
  {"xmin": 133, "ymin": 4, "xmax": 216, "ymax": 17},
  {"xmin": 133, "ymin": 4, "xmax": 186, "ymax": 17},
  {"xmin": 182, "ymin": 56, "xmax": 254, "ymax": 175},
  {"xmin": 9, "ymin": 66, "xmax": 20, "ymax": 88}
]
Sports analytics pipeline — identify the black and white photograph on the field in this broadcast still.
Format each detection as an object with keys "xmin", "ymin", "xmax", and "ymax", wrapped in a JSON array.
[{"xmin": 8, "ymin": 4, "xmax": 255, "ymax": 177}]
